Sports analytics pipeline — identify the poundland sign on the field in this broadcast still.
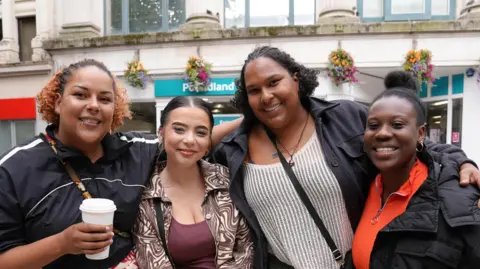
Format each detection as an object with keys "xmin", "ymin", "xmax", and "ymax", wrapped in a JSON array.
[{"xmin": 155, "ymin": 78, "xmax": 237, "ymax": 97}]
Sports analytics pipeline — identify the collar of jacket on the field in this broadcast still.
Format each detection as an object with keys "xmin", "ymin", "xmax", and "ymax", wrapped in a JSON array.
[
  {"xmin": 44, "ymin": 124, "xmax": 133, "ymax": 163},
  {"xmin": 221, "ymin": 96, "xmax": 340, "ymax": 149},
  {"xmin": 381, "ymin": 150, "xmax": 442, "ymax": 234},
  {"xmin": 142, "ymin": 159, "xmax": 230, "ymax": 201}
]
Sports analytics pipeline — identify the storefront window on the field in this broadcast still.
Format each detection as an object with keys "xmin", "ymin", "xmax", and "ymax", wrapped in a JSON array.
[
  {"xmin": 0, "ymin": 120, "xmax": 36, "ymax": 155},
  {"xmin": 107, "ymin": 0, "xmax": 186, "ymax": 35},
  {"xmin": 117, "ymin": 102, "xmax": 157, "ymax": 134},
  {"xmin": 451, "ymin": 98, "xmax": 463, "ymax": 148},
  {"xmin": 250, "ymin": 0, "xmax": 289, "ymax": 27},
  {"xmin": 426, "ymin": 100, "xmax": 447, "ymax": 144},
  {"xmin": 425, "ymin": 98, "xmax": 463, "ymax": 146},
  {"xmin": 225, "ymin": 0, "xmax": 315, "ymax": 28},
  {"xmin": 211, "ymin": 102, "xmax": 238, "ymax": 114},
  {"xmin": 211, "ymin": 102, "xmax": 241, "ymax": 126}
]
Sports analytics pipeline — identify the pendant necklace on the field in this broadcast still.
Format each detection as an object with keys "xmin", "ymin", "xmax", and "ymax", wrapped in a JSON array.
[{"xmin": 275, "ymin": 115, "xmax": 309, "ymax": 167}]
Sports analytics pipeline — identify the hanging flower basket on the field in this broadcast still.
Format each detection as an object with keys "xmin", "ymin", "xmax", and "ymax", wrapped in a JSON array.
[
  {"xmin": 124, "ymin": 60, "xmax": 149, "ymax": 89},
  {"xmin": 327, "ymin": 49, "xmax": 358, "ymax": 86},
  {"xmin": 183, "ymin": 56, "xmax": 212, "ymax": 92},
  {"xmin": 403, "ymin": 49, "xmax": 434, "ymax": 87}
]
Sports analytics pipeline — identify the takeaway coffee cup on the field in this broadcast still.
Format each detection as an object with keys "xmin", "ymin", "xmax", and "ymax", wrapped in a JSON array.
[{"xmin": 79, "ymin": 198, "xmax": 117, "ymax": 260}]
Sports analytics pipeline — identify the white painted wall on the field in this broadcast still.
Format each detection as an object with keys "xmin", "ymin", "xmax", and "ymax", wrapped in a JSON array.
[
  {"xmin": 0, "ymin": 74, "xmax": 51, "ymax": 99},
  {"xmin": 461, "ymin": 77, "xmax": 480, "ymax": 164}
]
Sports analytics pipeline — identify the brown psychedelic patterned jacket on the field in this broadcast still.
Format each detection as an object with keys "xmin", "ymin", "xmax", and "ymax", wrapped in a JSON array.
[{"xmin": 133, "ymin": 160, "xmax": 254, "ymax": 269}]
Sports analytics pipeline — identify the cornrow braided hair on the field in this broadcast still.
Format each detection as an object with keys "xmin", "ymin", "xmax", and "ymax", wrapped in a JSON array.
[{"xmin": 37, "ymin": 59, "xmax": 131, "ymax": 131}]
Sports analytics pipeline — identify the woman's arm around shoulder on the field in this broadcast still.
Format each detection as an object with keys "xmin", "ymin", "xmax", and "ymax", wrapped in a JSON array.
[{"xmin": 211, "ymin": 117, "xmax": 243, "ymax": 147}]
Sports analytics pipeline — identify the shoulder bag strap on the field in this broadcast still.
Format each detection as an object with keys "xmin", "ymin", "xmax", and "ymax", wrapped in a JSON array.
[
  {"xmin": 264, "ymin": 128, "xmax": 345, "ymax": 267},
  {"xmin": 154, "ymin": 199, "xmax": 176, "ymax": 268},
  {"xmin": 39, "ymin": 133, "xmax": 131, "ymax": 238}
]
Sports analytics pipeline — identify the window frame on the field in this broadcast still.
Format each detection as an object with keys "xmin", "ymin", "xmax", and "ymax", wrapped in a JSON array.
[
  {"xmin": 0, "ymin": 120, "xmax": 36, "ymax": 151},
  {"xmin": 17, "ymin": 16, "xmax": 37, "ymax": 62},
  {"xmin": 104, "ymin": 0, "xmax": 186, "ymax": 35},
  {"xmin": 223, "ymin": 0, "xmax": 316, "ymax": 28},
  {"xmin": 420, "ymin": 74, "xmax": 464, "ymax": 145},
  {"xmin": 356, "ymin": 0, "xmax": 456, "ymax": 22}
]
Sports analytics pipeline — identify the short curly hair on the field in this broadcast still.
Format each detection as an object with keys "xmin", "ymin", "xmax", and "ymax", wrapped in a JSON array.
[
  {"xmin": 231, "ymin": 46, "xmax": 319, "ymax": 123},
  {"xmin": 37, "ymin": 59, "xmax": 131, "ymax": 131}
]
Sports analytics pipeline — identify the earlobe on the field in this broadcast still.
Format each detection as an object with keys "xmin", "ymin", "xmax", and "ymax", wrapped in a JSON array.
[
  {"xmin": 54, "ymin": 93, "xmax": 62, "ymax": 114},
  {"xmin": 293, "ymin": 72, "xmax": 299, "ymax": 83},
  {"xmin": 418, "ymin": 125, "xmax": 427, "ymax": 141}
]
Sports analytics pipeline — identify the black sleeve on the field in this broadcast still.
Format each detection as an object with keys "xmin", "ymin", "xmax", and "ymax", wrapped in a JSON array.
[
  {"xmin": 210, "ymin": 143, "xmax": 228, "ymax": 167},
  {"xmin": 459, "ymin": 225, "xmax": 480, "ymax": 266},
  {"xmin": 424, "ymin": 139, "xmax": 477, "ymax": 168},
  {"xmin": 114, "ymin": 131, "xmax": 159, "ymax": 161},
  {"xmin": 0, "ymin": 167, "xmax": 26, "ymax": 253}
]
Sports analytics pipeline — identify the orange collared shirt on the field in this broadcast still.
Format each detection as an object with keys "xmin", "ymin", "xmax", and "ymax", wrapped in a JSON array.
[{"xmin": 352, "ymin": 160, "xmax": 429, "ymax": 269}]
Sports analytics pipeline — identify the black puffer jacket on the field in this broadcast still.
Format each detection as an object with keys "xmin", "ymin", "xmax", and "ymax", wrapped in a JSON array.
[
  {"xmin": 346, "ymin": 150, "xmax": 480, "ymax": 269},
  {"xmin": 0, "ymin": 125, "xmax": 158, "ymax": 269}
]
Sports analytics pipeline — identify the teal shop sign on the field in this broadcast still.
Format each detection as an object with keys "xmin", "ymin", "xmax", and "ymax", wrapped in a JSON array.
[
  {"xmin": 213, "ymin": 115, "xmax": 241, "ymax": 126},
  {"xmin": 155, "ymin": 78, "xmax": 237, "ymax": 97}
]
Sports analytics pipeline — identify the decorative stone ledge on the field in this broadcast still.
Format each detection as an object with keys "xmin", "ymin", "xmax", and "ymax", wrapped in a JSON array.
[
  {"xmin": 0, "ymin": 61, "xmax": 52, "ymax": 77},
  {"xmin": 43, "ymin": 19, "xmax": 480, "ymax": 50}
]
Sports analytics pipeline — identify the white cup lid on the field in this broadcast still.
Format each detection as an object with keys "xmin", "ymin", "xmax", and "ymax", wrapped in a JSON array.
[{"xmin": 79, "ymin": 198, "xmax": 117, "ymax": 213}]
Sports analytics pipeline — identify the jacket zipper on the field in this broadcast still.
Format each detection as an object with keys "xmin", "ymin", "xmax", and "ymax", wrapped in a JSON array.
[
  {"xmin": 201, "ymin": 193, "xmax": 219, "ymax": 267},
  {"xmin": 370, "ymin": 181, "xmax": 407, "ymax": 225}
]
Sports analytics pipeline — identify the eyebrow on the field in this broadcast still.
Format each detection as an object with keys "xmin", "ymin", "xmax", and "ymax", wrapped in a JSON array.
[
  {"xmin": 73, "ymin": 85, "xmax": 113, "ymax": 95},
  {"xmin": 172, "ymin": 122, "xmax": 209, "ymax": 131},
  {"xmin": 246, "ymin": 74, "xmax": 280, "ymax": 89}
]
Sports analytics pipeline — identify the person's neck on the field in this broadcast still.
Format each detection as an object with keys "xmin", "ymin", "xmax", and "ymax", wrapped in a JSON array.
[
  {"xmin": 55, "ymin": 129, "xmax": 104, "ymax": 163},
  {"xmin": 380, "ymin": 158, "xmax": 417, "ymax": 202},
  {"xmin": 271, "ymin": 106, "xmax": 310, "ymax": 143},
  {"xmin": 162, "ymin": 160, "xmax": 204, "ymax": 189}
]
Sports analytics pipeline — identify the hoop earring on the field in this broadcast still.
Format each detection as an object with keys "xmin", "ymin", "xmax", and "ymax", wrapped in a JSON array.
[{"xmin": 416, "ymin": 141, "xmax": 424, "ymax": 152}]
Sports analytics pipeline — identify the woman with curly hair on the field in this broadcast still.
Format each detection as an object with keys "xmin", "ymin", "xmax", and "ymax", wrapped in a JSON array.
[
  {"xmin": 0, "ymin": 59, "xmax": 240, "ymax": 269},
  {"xmin": 213, "ymin": 46, "xmax": 480, "ymax": 269}
]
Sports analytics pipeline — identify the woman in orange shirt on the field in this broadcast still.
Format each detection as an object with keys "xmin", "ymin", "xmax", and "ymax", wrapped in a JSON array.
[{"xmin": 349, "ymin": 72, "xmax": 480, "ymax": 269}]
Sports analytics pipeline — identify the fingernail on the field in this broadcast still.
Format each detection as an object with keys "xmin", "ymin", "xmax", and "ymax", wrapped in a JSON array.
[
  {"xmin": 110, "ymin": 239, "xmax": 114, "ymax": 244},
  {"xmin": 111, "ymin": 232, "xmax": 115, "ymax": 237},
  {"xmin": 105, "ymin": 226, "xmax": 110, "ymax": 231}
]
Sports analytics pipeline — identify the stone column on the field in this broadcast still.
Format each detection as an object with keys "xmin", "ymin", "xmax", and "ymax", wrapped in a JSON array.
[
  {"xmin": 317, "ymin": 0, "xmax": 359, "ymax": 23},
  {"xmin": 0, "ymin": 0, "xmax": 20, "ymax": 64},
  {"xmin": 59, "ymin": 0, "xmax": 101, "ymax": 38},
  {"xmin": 31, "ymin": 0, "xmax": 53, "ymax": 62},
  {"xmin": 459, "ymin": 0, "xmax": 480, "ymax": 19},
  {"xmin": 181, "ymin": 0, "xmax": 222, "ymax": 30}
]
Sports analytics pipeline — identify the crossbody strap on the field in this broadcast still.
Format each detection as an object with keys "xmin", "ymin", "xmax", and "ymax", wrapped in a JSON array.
[
  {"xmin": 154, "ymin": 199, "xmax": 176, "ymax": 268},
  {"xmin": 40, "ymin": 133, "xmax": 131, "ymax": 238},
  {"xmin": 264, "ymin": 128, "xmax": 345, "ymax": 267}
]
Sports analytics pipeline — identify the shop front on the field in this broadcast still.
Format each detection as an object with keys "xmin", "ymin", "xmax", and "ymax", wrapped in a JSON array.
[{"xmin": 154, "ymin": 77, "xmax": 242, "ymax": 132}]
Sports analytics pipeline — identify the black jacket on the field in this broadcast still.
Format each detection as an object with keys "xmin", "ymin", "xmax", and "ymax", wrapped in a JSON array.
[
  {"xmin": 213, "ymin": 97, "xmax": 474, "ymax": 269},
  {"xmin": 346, "ymin": 150, "xmax": 480, "ymax": 269},
  {"xmin": 0, "ymin": 125, "xmax": 158, "ymax": 269}
]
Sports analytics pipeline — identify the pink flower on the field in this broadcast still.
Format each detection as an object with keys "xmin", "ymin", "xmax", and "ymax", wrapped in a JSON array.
[{"xmin": 197, "ymin": 71, "xmax": 208, "ymax": 83}]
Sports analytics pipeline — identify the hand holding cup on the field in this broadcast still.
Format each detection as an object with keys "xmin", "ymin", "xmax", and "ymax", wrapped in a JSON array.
[{"xmin": 59, "ymin": 223, "xmax": 114, "ymax": 256}]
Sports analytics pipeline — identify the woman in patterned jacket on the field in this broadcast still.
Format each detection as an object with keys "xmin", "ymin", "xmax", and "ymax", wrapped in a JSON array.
[{"xmin": 133, "ymin": 96, "xmax": 254, "ymax": 269}]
